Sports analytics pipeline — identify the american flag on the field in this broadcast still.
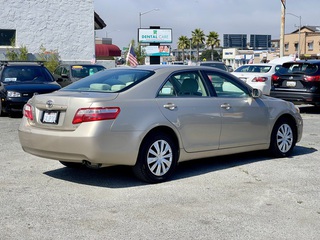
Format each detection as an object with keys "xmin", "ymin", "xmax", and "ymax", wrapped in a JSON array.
[{"xmin": 127, "ymin": 44, "xmax": 138, "ymax": 67}]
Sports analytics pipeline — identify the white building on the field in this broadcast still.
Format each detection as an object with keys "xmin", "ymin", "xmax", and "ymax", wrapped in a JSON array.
[{"xmin": 0, "ymin": 0, "xmax": 100, "ymax": 61}]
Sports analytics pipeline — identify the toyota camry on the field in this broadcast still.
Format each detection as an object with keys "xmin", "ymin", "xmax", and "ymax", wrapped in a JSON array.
[{"xmin": 18, "ymin": 65, "xmax": 303, "ymax": 183}]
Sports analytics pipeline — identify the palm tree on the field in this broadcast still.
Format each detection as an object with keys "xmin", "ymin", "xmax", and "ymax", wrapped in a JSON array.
[
  {"xmin": 191, "ymin": 28, "xmax": 205, "ymax": 61},
  {"xmin": 177, "ymin": 36, "xmax": 190, "ymax": 62},
  {"xmin": 206, "ymin": 31, "xmax": 220, "ymax": 61}
]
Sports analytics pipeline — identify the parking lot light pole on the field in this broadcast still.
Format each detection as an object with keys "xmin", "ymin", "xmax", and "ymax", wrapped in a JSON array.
[
  {"xmin": 287, "ymin": 12, "xmax": 301, "ymax": 59},
  {"xmin": 139, "ymin": 8, "xmax": 160, "ymax": 28}
]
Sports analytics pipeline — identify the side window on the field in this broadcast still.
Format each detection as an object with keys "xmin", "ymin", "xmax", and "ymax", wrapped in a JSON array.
[
  {"xmin": 158, "ymin": 80, "xmax": 176, "ymax": 97},
  {"xmin": 206, "ymin": 72, "xmax": 249, "ymax": 98},
  {"xmin": 158, "ymin": 72, "xmax": 208, "ymax": 97}
]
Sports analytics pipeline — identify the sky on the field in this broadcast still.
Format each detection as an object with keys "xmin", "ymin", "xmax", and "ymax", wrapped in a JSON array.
[{"xmin": 94, "ymin": 0, "xmax": 320, "ymax": 50}]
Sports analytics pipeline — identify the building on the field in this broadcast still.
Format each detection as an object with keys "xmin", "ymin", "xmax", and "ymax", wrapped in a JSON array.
[
  {"xmin": 0, "ymin": 0, "xmax": 120, "ymax": 63},
  {"xmin": 284, "ymin": 26, "xmax": 320, "ymax": 59}
]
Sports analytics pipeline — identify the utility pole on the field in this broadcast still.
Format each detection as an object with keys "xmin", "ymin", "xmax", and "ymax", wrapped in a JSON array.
[{"xmin": 280, "ymin": 0, "xmax": 286, "ymax": 57}]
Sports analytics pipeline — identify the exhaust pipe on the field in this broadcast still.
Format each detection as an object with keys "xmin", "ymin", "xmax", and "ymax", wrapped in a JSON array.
[{"xmin": 83, "ymin": 160, "xmax": 102, "ymax": 169}]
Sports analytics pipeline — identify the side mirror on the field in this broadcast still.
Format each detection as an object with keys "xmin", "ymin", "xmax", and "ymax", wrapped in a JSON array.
[
  {"xmin": 61, "ymin": 73, "xmax": 69, "ymax": 78},
  {"xmin": 251, "ymin": 88, "xmax": 262, "ymax": 98}
]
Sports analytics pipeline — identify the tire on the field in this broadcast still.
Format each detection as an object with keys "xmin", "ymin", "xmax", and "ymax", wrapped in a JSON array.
[
  {"xmin": 133, "ymin": 133, "xmax": 178, "ymax": 183},
  {"xmin": 269, "ymin": 118, "xmax": 296, "ymax": 157},
  {"xmin": 59, "ymin": 161, "xmax": 84, "ymax": 168}
]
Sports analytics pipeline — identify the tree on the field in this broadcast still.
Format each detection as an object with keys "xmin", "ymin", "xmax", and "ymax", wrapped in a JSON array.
[
  {"xmin": 37, "ymin": 45, "xmax": 60, "ymax": 72},
  {"xmin": 191, "ymin": 28, "xmax": 205, "ymax": 62},
  {"xmin": 206, "ymin": 31, "xmax": 220, "ymax": 61},
  {"xmin": 6, "ymin": 38, "xmax": 28, "ymax": 61},
  {"xmin": 177, "ymin": 36, "xmax": 190, "ymax": 62}
]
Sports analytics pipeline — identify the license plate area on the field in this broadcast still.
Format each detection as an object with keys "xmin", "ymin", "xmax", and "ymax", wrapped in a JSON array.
[
  {"xmin": 286, "ymin": 81, "xmax": 296, "ymax": 87},
  {"xmin": 41, "ymin": 111, "xmax": 60, "ymax": 124}
]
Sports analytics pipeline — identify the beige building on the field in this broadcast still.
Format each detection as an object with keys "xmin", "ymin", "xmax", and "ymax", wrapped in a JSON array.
[{"xmin": 284, "ymin": 26, "xmax": 320, "ymax": 59}]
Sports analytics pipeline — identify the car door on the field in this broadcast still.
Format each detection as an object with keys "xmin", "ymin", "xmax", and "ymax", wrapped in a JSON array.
[
  {"xmin": 204, "ymin": 70, "xmax": 270, "ymax": 149},
  {"xmin": 156, "ymin": 71, "xmax": 222, "ymax": 152}
]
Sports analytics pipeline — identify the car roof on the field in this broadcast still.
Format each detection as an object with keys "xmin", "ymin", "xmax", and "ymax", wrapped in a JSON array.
[
  {"xmin": 0, "ymin": 61, "xmax": 45, "ymax": 67},
  {"xmin": 118, "ymin": 64, "xmax": 228, "ymax": 73},
  {"xmin": 284, "ymin": 59, "xmax": 320, "ymax": 64}
]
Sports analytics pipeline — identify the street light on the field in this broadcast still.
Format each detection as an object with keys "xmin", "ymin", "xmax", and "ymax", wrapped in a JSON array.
[
  {"xmin": 139, "ymin": 8, "xmax": 159, "ymax": 28},
  {"xmin": 287, "ymin": 12, "xmax": 301, "ymax": 59}
]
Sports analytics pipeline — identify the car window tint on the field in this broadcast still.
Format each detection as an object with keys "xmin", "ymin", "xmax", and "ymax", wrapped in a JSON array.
[
  {"xmin": 168, "ymin": 72, "xmax": 208, "ymax": 97},
  {"xmin": 205, "ymin": 72, "xmax": 249, "ymax": 98},
  {"xmin": 61, "ymin": 69, "xmax": 154, "ymax": 92},
  {"xmin": 158, "ymin": 80, "xmax": 176, "ymax": 97},
  {"xmin": 2, "ymin": 66, "xmax": 53, "ymax": 83}
]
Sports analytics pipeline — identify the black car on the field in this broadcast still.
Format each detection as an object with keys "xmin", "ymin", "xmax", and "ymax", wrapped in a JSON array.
[
  {"xmin": 0, "ymin": 61, "xmax": 61, "ymax": 117},
  {"xmin": 53, "ymin": 64, "xmax": 106, "ymax": 87},
  {"xmin": 199, "ymin": 61, "xmax": 229, "ymax": 71},
  {"xmin": 270, "ymin": 60, "xmax": 320, "ymax": 106}
]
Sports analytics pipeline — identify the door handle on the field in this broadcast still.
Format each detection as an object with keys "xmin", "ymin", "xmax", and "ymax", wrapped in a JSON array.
[
  {"xmin": 221, "ymin": 103, "xmax": 231, "ymax": 110},
  {"xmin": 163, "ymin": 103, "xmax": 177, "ymax": 110}
]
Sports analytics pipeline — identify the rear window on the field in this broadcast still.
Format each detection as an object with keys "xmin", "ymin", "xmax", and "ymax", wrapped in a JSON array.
[
  {"xmin": 71, "ymin": 65, "xmax": 106, "ymax": 78},
  {"xmin": 278, "ymin": 62, "xmax": 318, "ymax": 75},
  {"xmin": 1, "ymin": 66, "xmax": 54, "ymax": 83},
  {"xmin": 61, "ymin": 68, "xmax": 154, "ymax": 92},
  {"xmin": 235, "ymin": 65, "xmax": 272, "ymax": 73}
]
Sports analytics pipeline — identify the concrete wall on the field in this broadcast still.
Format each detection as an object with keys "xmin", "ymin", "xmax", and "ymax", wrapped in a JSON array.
[{"xmin": 0, "ymin": 0, "xmax": 94, "ymax": 61}]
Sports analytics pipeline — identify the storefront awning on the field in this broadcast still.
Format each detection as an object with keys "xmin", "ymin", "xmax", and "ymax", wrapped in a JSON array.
[{"xmin": 95, "ymin": 44, "xmax": 121, "ymax": 57}]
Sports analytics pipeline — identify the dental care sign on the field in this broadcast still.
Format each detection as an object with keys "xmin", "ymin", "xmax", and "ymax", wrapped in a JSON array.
[{"xmin": 138, "ymin": 28, "xmax": 172, "ymax": 43}]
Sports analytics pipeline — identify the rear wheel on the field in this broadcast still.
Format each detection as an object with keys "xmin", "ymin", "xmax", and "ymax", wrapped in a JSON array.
[
  {"xmin": 133, "ymin": 133, "xmax": 178, "ymax": 183},
  {"xmin": 269, "ymin": 118, "xmax": 296, "ymax": 157}
]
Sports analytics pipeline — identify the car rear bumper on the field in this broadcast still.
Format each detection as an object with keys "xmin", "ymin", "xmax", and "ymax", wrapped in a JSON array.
[
  {"xmin": 18, "ymin": 118, "xmax": 142, "ymax": 166},
  {"xmin": 270, "ymin": 90, "xmax": 320, "ymax": 105}
]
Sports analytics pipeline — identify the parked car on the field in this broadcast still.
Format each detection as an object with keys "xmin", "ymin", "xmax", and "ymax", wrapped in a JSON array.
[
  {"xmin": 270, "ymin": 60, "xmax": 320, "ymax": 106},
  {"xmin": 0, "ymin": 61, "xmax": 61, "ymax": 117},
  {"xmin": 232, "ymin": 63, "xmax": 281, "ymax": 95},
  {"xmin": 53, "ymin": 64, "xmax": 106, "ymax": 87},
  {"xmin": 18, "ymin": 65, "xmax": 303, "ymax": 183},
  {"xmin": 199, "ymin": 61, "xmax": 228, "ymax": 71}
]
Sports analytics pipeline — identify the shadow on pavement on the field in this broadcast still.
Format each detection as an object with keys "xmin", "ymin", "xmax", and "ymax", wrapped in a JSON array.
[{"xmin": 44, "ymin": 145, "xmax": 316, "ymax": 188}]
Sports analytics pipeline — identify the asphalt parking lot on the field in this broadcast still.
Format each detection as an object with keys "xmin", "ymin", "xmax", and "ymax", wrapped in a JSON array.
[{"xmin": 0, "ymin": 105, "xmax": 319, "ymax": 240}]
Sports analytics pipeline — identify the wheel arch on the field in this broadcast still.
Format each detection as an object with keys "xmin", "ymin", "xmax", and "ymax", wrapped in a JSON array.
[
  {"xmin": 139, "ymin": 126, "xmax": 180, "ymax": 158},
  {"xmin": 272, "ymin": 113, "xmax": 298, "ymax": 144}
]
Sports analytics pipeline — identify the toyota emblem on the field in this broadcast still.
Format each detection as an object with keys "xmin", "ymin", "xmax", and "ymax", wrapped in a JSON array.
[{"xmin": 46, "ymin": 100, "xmax": 54, "ymax": 108}]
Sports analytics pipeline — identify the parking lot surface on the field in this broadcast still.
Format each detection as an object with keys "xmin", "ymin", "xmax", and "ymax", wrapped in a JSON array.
[{"xmin": 0, "ymin": 105, "xmax": 319, "ymax": 240}]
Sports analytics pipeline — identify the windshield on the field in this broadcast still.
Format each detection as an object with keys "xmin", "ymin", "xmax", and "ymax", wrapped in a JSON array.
[
  {"xmin": 71, "ymin": 65, "xmax": 106, "ymax": 78},
  {"xmin": 235, "ymin": 65, "xmax": 272, "ymax": 73},
  {"xmin": 278, "ymin": 62, "xmax": 318, "ymax": 75},
  {"xmin": 1, "ymin": 66, "xmax": 54, "ymax": 83},
  {"xmin": 61, "ymin": 68, "xmax": 154, "ymax": 92}
]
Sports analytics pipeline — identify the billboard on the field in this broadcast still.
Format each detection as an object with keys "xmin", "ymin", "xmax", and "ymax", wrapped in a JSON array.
[
  {"xmin": 138, "ymin": 28, "xmax": 172, "ymax": 43},
  {"xmin": 141, "ymin": 45, "xmax": 170, "ymax": 56}
]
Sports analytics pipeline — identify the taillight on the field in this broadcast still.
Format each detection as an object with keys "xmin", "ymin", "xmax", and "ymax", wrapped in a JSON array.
[
  {"xmin": 304, "ymin": 75, "xmax": 320, "ymax": 82},
  {"xmin": 72, "ymin": 107, "xmax": 120, "ymax": 124},
  {"xmin": 23, "ymin": 104, "xmax": 34, "ymax": 120},
  {"xmin": 271, "ymin": 74, "xmax": 280, "ymax": 81},
  {"xmin": 252, "ymin": 77, "xmax": 267, "ymax": 82}
]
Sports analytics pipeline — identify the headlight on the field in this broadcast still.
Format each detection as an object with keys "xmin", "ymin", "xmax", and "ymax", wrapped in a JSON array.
[{"xmin": 7, "ymin": 91, "xmax": 21, "ymax": 97}]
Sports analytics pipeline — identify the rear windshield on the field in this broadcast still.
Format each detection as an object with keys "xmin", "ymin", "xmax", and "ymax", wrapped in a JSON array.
[
  {"xmin": 61, "ymin": 68, "xmax": 154, "ymax": 92},
  {"xmin": 278, "ymin": 62, "xmax": 318, "ymax": 75},
  {"xmin": 1, "ymin": 66, "xmax": 54, "ymax": 83},
  {"xmin": 235, "ymin": 65, "xmax": 272, "ymax": 73},
  {"xmin": 71, "ymin": 65, "xmax": 105, "ymax": 78}
]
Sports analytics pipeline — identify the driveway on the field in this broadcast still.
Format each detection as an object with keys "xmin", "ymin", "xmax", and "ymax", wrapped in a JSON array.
[{"xmin": 0, "ymin": 105, "xmax": 319, "ymax": 240}]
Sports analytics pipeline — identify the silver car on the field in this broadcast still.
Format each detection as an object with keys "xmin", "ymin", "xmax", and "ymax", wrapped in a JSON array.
[{"xmin": 18, "ymin": 65, "xmax": 303, "ymax": 183}]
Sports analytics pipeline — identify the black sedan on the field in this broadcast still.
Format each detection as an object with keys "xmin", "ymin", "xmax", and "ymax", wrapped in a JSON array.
[{"xmin": 0, "ymin": 61, "xmax": 61, "ymax": 117}]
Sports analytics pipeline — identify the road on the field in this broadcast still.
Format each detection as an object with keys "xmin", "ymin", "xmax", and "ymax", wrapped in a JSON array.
[{"xmin": 0, "ymin": 105, "xmax": 319, "ymax": 240}]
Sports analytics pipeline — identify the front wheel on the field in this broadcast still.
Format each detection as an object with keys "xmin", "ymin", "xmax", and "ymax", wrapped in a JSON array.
[
  {"xmin": 269, "ymin": 119, "xmax": 296, "ymax": 157},
  {"xmin": 133, "ymin": 133, "xmax": 178, "ymax": 183}
]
